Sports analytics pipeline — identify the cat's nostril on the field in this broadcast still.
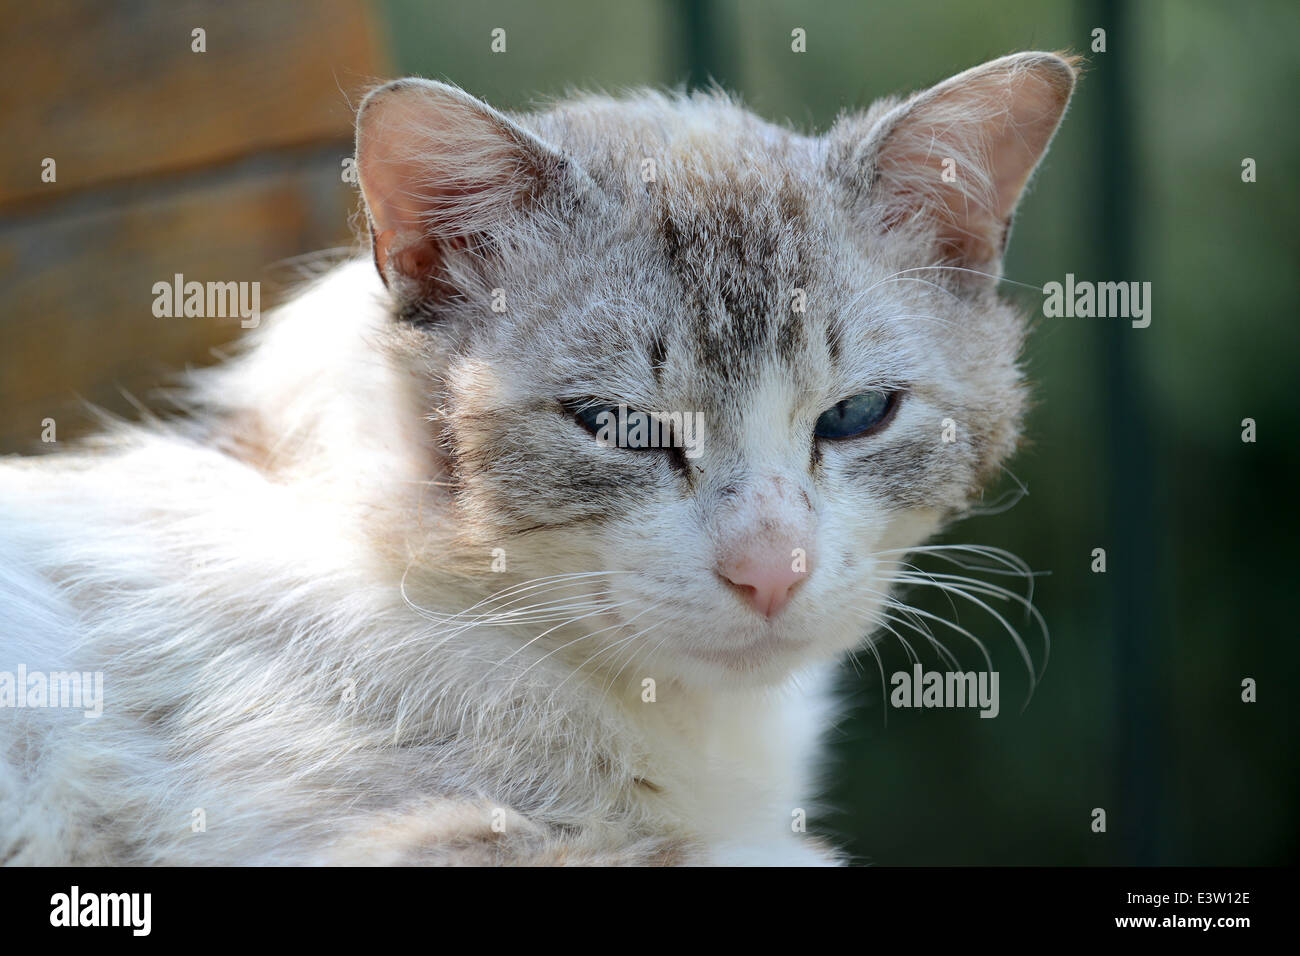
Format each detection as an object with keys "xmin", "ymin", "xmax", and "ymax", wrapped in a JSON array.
[{"xmin": 715, "ymin": 552, "xmax": 811, "ymax": 619}]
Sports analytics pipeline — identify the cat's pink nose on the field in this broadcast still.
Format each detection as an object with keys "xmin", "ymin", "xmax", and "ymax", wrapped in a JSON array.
[{"xmin": 716, "ymin": 549, "xmax": 810, "ymax": 618}]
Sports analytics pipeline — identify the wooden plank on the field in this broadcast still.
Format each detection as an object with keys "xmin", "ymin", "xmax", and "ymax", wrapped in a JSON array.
[
  {"xmin": 0, "ymin": 0, "xmax": 388, "ymax": 208},
  {"xmin": 0, "ymin": 151, "xmax": 362, "ymax": 454}
]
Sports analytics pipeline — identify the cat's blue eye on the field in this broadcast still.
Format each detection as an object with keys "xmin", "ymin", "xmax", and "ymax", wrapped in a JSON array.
[{"xmin": 814, "ymin": 391, "xmax": 897, "ymax": 440}]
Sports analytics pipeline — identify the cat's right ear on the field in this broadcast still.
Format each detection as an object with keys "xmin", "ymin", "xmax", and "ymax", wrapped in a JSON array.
[{"xmin": 354, "ymin": 78, "xmax": 586, "ymax": 310}]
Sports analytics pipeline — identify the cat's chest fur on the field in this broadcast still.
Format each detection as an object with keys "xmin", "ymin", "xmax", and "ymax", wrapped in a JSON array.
[{"xmin": 624, "ymin": 669, "xmax": 840, "ymax": 865}]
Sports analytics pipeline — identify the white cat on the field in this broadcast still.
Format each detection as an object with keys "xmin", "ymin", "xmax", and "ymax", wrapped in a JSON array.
[{"xmin": 0, "ymin": 52, "xmax": 1075, "ymax": 865}]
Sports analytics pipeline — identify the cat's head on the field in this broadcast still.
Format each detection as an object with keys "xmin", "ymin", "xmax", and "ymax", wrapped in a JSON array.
[{"xmin": 354, "ymin": 53, "xmax": 1076, "ymax": 687}]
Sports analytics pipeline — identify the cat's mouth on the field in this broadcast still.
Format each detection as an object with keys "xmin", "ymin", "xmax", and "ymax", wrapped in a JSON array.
[{"xmin": 682, "ymin": 630, "xmax": 813, "ymax": 669}]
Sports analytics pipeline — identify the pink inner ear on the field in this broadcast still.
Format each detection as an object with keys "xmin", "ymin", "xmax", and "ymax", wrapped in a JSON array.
[
  {"xmin": 871, "ymin": 55, "xmax": 1075, "ymax": 272},
  {"xmin": 355, "ymin": 79, "xmax": 553, "ymax": 293},
  {"xmin": 986, "ymin": 70, "xmax": 1077, "ymax": 214},
  {"xmin": 372, "ymin": 228, "xmax": 437, "ymax": 283}
]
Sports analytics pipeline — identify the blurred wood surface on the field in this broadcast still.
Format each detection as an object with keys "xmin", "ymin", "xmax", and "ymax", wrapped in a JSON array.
[{"xmin": 0, "ymin": 0, "xmax": 390, "ymax": 453}]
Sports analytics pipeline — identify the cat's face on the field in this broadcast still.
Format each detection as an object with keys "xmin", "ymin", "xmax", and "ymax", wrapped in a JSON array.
[{"xmin": 356, "ymin": 54, "xmax": 1075, "ymax": 686}]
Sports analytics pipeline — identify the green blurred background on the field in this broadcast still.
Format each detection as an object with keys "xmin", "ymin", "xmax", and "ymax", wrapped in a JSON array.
[{"xmin": 382, "ymin": 0, "xmax": 1298, "ymax": 864}]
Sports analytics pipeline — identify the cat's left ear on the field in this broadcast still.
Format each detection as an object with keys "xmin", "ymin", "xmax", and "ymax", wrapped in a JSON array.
[
  {"xmin": 354, "ymin": 78, "xmax": 589, "ymax": 309},
  {"xmin": 829, "ymin": 51, "xmax": 1078, "ymax": 285}
]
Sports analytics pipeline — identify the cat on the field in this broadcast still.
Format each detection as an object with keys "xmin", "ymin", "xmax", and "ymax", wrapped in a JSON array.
[{"xmin": 0, "ymin": 51, "xmax": 1075, "ymax": 865}]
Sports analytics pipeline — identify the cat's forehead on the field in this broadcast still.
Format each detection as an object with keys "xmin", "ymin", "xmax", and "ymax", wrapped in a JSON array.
[
  {"xmin": 649, "ymin": 163, "xmax": 830, "ymax": 376},
  {"xmin": 484, "ymin": 95, "xmax": 911, "ymax": 407},
  {"xmin": 558, "ymin": 102, "xmax": 841, "ymax": 368}
]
